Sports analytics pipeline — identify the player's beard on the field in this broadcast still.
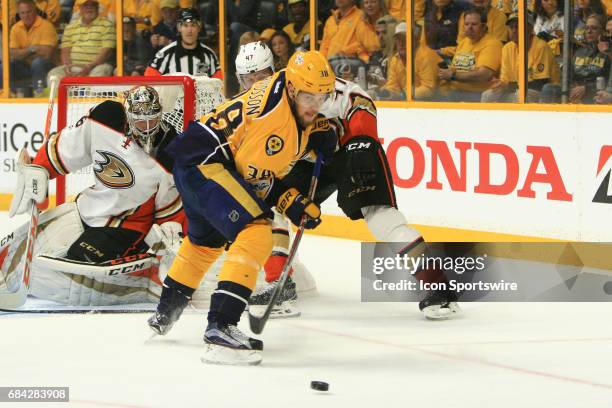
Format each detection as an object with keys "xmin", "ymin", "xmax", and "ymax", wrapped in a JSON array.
[{"xmin": 289, "ymin": 98, "xmax": 317, "ymax": 129}]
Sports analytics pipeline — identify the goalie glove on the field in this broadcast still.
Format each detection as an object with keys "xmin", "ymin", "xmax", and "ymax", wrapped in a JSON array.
[
  {"xmin": 145, "ymin": 222, "xmax": 183, "ymax": 254},
  {"xmin": 345, "ymin": 135, "xmax": 378, "ymax": 188},
  {"xmin": 276, "ymin": 188, "xmax": 321, "ymax": 229},
  {"xmin": 9, "ymin": 147, "xmax": 49, "ymax": 217}
]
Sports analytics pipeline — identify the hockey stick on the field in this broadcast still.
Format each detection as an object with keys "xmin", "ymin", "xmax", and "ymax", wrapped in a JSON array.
[
  {"xmin": 0, "ymin": 78, "xmax": 58, "ymax": 310},
  {"xmin": 249, "ymin": 154, "xmax": 323, "ymax": 334}
]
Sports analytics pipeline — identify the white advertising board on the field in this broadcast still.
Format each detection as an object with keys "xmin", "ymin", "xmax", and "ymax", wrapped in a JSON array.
[{"xmin": 0, "ymin": 103, "xmax": 610, "ymax": 240}]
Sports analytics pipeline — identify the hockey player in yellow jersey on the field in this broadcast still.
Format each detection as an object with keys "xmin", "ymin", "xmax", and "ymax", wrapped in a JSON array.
[{"xmin": 147, "ymin": 50, "xmax": 337, "ymax": 365}]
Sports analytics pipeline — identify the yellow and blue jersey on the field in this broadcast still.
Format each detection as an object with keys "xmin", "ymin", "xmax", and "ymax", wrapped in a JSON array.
[{"xmin": 169, "ymin": 70, "xmax": 327, "ymax": 200}]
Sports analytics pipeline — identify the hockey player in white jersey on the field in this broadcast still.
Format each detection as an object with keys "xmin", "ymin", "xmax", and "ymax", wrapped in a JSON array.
[
  {"xmin": 1, "ymin": 86, "xmax": 186, "ymax": 307},
  {"xmin": 237, "ymin": 45, "xmax": 460, "ymax": 320}
]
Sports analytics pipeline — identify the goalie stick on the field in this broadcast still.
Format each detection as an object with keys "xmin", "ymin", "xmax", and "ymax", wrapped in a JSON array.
[
  {"xmin": 0, "ymin": 77, "xmax": 58, "ymax": 310},
  {"xmin": 248, "ymin": 153, "xmax": 323, "ymax": 334}
]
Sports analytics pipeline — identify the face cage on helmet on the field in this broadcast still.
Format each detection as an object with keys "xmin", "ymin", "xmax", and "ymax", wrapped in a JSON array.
[
  {"xmin": 128, "ymin": 113, "xmax": 162, "ymax": 153},
  {"xmin": 237, "ymin": 67, "xmax": 274, "ymax": 90}
]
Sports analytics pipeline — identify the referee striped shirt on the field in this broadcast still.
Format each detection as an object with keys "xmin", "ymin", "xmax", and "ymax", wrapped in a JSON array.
[{"xmin": 145, "ymin": 41, "xmax": 223, "ymax": 79}]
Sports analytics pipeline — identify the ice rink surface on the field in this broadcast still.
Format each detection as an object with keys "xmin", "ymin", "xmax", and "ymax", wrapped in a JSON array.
[{"xmin": 1, "ymin": 212, "xmax": 612, "ymax": 408}]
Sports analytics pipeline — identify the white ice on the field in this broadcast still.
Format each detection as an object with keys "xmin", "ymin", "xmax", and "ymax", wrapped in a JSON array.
[{"xmin": 1, "ymin": 212, "xmax": 612, "ymax": 408}]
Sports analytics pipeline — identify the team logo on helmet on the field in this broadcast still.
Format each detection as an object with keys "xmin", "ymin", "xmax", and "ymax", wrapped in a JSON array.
[
  {"xmin": 294, "ymin": 54, "xmax": 304, "ymax": 65},
  {"xmin": 93, "ymin": 151, "xmax": 135, "ymax": 189},
  {"xmin": 266, "ymin": 135, "xmax": 284, "ymax": 156}
]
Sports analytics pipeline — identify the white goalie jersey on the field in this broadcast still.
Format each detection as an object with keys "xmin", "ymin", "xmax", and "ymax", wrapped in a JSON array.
[{"xmin": 33, "ymin": 100, "xmax": 185, "ymax": 236}]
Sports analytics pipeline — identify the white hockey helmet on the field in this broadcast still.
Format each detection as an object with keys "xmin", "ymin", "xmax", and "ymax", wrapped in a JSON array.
[
  {"xmin": 235, "ymin": 41, "xmax": 275, "ymax": 90},
  {"xmin": 124, "ymin": 85, "xmax": 163, "ymax": 153}
]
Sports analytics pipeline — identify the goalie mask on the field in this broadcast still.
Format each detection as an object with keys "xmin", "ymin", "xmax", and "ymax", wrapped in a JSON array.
[
  {"xmin": 124, "ymin": 85, "xmax": 163, "ymax": 153},
  {"xmin": 235, "ymin": 41, "xmax": 274, "ymax": 90}
]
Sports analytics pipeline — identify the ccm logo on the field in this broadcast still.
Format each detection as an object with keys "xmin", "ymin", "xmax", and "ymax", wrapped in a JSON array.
[
  {"xmin": 347, "ymin": 142, "xmax": 371, "ymax": 151},
  {"xmin": 32, "ymin": 179, "xmax": 38, "ymax": 195},
  {"xmin": 108, "ymin": 261, "xmax": 147, "ymax": 276}
]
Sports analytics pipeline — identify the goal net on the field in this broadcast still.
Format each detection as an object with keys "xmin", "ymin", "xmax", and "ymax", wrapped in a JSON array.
[{"xmin": 56, "ymin": 75, "xmax": 224, "ymax": 204}]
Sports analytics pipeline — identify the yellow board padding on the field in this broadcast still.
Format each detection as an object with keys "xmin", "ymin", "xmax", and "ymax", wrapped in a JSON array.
[
  {"xmin": 218, "ymin": 222, "xmax": 273, "ymax": 290},
  {"xmin": 197, "ymin": 163, "xmax": 264, "ymax": 218},
  {"xmin": 307, "ymin": 214, "xmax": 563, "ymax": 243},
  {"xmin": 472, "ymin": 242, "xmax": 612, "ymax": 271},
  {"xmin": 167, "ymin": 237, "xmax": 224, "ymax": 289}
]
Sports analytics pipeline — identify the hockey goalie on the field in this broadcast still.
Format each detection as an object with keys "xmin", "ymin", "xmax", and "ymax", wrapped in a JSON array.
[{"xmin": 0, "ymin": 85, "xmax": 186, "ymax": 307}]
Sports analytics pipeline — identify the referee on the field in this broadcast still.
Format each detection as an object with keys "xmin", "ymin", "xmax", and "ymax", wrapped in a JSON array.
[{"xmin": 145, "ymin": 8, "xmax": 223, "ymax": 79}]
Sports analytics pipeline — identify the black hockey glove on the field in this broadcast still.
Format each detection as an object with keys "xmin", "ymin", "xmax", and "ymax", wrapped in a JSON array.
[
  {"xmin": 306, "ymin": 118, "xmax": 339, "ymax": 163},
  {"xmin": 345, "ymin": 136, "xmax": 378, "ymax": 188},
  {"xmin": 276, "ymin": 188, "xmax": 321, "ymax": 229}
]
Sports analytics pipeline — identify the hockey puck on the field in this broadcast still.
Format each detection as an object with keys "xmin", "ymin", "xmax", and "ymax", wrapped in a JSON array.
[{"xmin": 310, "ymin": 381, "xmax": 329, "ymax": 391}]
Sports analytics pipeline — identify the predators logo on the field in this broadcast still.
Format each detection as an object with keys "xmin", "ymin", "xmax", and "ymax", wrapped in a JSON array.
[
  {"xmin": 93, "ymin": 151, "xmax": 135, "ymax": 189},
  {"xmin": 265, "ymin": 135, "xmax": 284, "ymax": 156}
]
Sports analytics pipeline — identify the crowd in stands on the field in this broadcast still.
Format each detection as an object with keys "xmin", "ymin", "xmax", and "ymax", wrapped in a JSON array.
[{"xmin": 1, "ymin": 0, "xmax": 612, "ymax": 104}]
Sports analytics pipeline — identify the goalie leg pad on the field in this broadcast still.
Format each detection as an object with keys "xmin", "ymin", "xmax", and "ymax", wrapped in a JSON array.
[{"xmin": 66, "ymin": 227, "xmax": 147, "ymax": 263}]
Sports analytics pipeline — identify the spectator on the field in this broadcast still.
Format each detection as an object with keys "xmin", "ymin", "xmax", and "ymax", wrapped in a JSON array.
[
  {"xmin": 283, "ymin": 0, "xmax": 318, "ymax": 48},
  {"xmin": 414, "ymin": 23, "xmax": 443, "ymax": 100},
  {"xmin": 534, "ymin": 0, "xmax": 564, "ymax": 57},
  {"xmin": 574, "ymin": 0, "xmax": 606, "ymax": 44},
  {"xmin": 4, "ymin": 0, "xmax": 57, "ymax": 94},
  {"xmin": 71, "ymin": 0, "xmax": 115, "ymax": 23},
  {"xmin": 150, "ymin": 0, "xmax": 180, "ymax": 53},
  {"xmin": 12, "ymin": 0, "xmax": 61, "ymax": 25},
  {"xmin": 225, "ymin": 0, "xmax": 258, "ymax": 58},
  {"xmin": 145, "ymin": 8, "xmax": 222, "ymax": 78},
  {"xmin": 6, "ymin": 0, "xmax": 61, "ymax": 27},
  {"xmin": 123, "ymin": 0, "xmax": 157, "ymax": 34},
  {"xmin": 543, "ymin": 13, "xmax": 610, "ymax": 103},
  {"xmin": 368, "ymin": 15, "xmax": 398, "ymax": 86},
  {"xmin": 457, "ymin": 0, "xmax": 508, "ymax": 43},
  {"xmin": 362, "ymin": 0, "xmax": 388, "ymax": 27},
  {"xmin": 534, "ymin": 0, "xmax": 564, "ymax": 40},
  {"xmin": 320, "ymin": 0, "xmax": 380, "ymax": 63},
  {"xmin": 377, "ymin": 21, "xmax": 407, "ymax": 100},
  {"xmin": 122, "ymin": 16, "xmax": 149, "ymax": 76},
  {"xmin": 47, "ymin": 0, "xmax": 115, "ymax": 83},
  {"xmin": 439, "ymin": 8, "xmax": 502, "ymax": 102},
  {"xmin": 239, "ymin": 31, "xmax": 259, "ymax": 46},
  {"xmin": 385, "ymin": 0, "xmax": 414, "ymax": 21},
  {"xmin": 151, "ymin": 0, "xmax": 195, "ymax": 26},
  {"xmin": 424, "ymin": 0, "xmax": 469, "ymax": 50},
  {"xmin": 259, "ymin": 28, "xmax": 276, "ymax": 43},
  {"xmin": 594, "ymin": 16, "xmax": 612, "ymax": 103},
  {"xmin": 481, "ymin": 12, "xmax": 559, "ymax": 102},
  {"xmin": 270, "ymin": 30, "xmax": 295, "ymax": 70}
]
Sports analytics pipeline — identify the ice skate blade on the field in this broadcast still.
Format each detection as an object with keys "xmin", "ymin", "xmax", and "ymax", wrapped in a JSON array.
[
  {"xmin": 422, "ymin": 302, "xmax": 461, "ymax": 320},
  {"xmin": 201, "ymin": 343, "xmax": 262, "ymax": 366},
  {"xmin": 249, "ymin": 301, "xmax": 301, "ymax": 320}
]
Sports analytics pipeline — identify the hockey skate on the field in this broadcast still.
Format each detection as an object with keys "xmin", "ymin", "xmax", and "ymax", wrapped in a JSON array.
[
  {"xmin": 248, "ymin": 276, "xmax": 300, "ymax": 318},
  {"xmin": 419, "ymin": 289, "xmax": 461, "ymax": 320},
  {"xmin": 147, "ymin": 286, "xmax": 191, "ymax": 335},
  {"xmin": 201, "ymin": 322, "xmax": 263, "ymax": 366}
]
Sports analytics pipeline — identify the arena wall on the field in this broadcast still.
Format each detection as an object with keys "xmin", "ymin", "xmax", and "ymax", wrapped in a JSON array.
[{"xmin": 0, "ymin": 102, "xmax": 609, "ymax": 242}]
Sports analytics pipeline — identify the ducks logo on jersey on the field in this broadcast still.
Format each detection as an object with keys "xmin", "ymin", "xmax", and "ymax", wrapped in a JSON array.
[{"xmin": 93, "ymin": 151, "xmax": 135, "ymax": 189}]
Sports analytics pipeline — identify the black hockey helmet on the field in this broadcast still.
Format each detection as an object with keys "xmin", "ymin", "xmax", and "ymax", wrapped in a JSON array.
[{"xmin": 178, "ymin": 7, "xmax": 201, "ymax": 25}]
